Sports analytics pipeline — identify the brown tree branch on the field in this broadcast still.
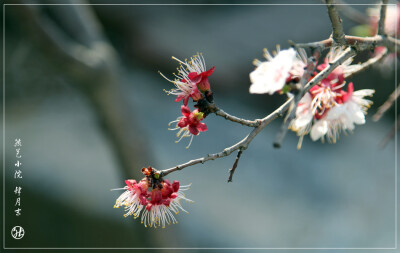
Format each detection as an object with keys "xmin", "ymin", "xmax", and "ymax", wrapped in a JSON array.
[
  {"xmin": 373, "ymin": 83, "xmax": 400, "ymax": 122},
  {"xmin": 161, "ymin": 98, "xmax": 292, "ymax": 177},
  {"xmin": 227, "ymin": 149, "xmax": 243, "ymax": 183},
  {"xmin": 296, "ymin": 35, "xmax": 400, "ymax": 52},
  {"xmin": 378, "ymin": 0, "xmax": 389, "ymax": 36},
  {"xmin": 345, "ymin": 46, "xmax": 388, "ymax": 79},
  {"xmin": 213, "ymin": 107, "xmax": 261, "ymax": 127},
  {"xmin": 326, "ymin": 0, "xmax": 346, "ymax": 45}
]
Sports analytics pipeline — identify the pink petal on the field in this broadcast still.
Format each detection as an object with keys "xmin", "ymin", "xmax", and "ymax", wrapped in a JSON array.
[
  {"xmin": 189, "ymin": 125, "xmax": 199, "ymax": 135},
  {"xmin": 181, "ymin": 105, "xmax": 191, "ymax": 117},
  {"xmin": 125, "ymin": 179, "xmax": 136, "ymax": 189},
  {"xmin": 175, "ymin": 95, "xmax": 183, "ymax": 102},
  {"xmin": 321, "ymin": 79, "xmax": 331, "ymax": 87},
  {"xmin": 347, "ymin": 82, "xmax": 354, "ymax": 93},
  {"xmin": 150, "ymin": 189, "xmax": 162, "ymax": 204},
  {"xmin": 202, "ymin": 66, "xmax": 215, "ymax": 77},
  {"xmin": 197, "ymin": 122, "xmax": 208, "ymax": 132},
  {"xmin": 172, "ymin": 180, "xmax": 180, "ymax": 192},
  {"xmin": 139, "ymin": 195, "xmax": 148, "ymax": 205},
  {"xmin": 309, "ymin": 85, "xmax": 320, "ymax": 94},
  {"xmin": 317, "ymin": 63, "xmax": 327, "ymax": 71},
  {"xmin": 162, "ymin": 199, "xmax": 171, "ymax": 206},
  {"xmin": 161, "ymin": 184, "xmax": 173, "ymax": 198},
  {"xmin": 178, "ymin": 118, "xmax": 189, "ymax": 128},
  {"xmin": 183, "ymin": 96, "xmax": 190, "ymax": 106},
  {"xmin": 190, "ymin": 88, "xmax": 203, "ymax": 101},
  {"xmin": 188, "ymin": 72, "xmax": 202, "ymax": 83},
  {"xmin": 342, "ymin": 82, "xmax": 354, "ymax": 102}
]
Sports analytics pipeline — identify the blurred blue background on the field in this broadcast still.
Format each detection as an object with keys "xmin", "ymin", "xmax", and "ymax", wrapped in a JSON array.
[{"xmin": 2, "ymin": 0, "xmax": 398, "ymax": 252}]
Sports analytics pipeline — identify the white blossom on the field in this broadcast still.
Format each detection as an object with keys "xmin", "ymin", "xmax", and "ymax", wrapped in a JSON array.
[{"xmin": 249, "ymin": 47, "xmax": 297, "ymax": 94}]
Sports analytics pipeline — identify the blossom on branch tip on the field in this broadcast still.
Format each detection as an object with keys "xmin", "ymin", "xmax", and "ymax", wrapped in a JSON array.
[
  {"xmin": 113, "ymin": 167, "xmax": 192, "ymax": 228},
  {"xmin": 168, "ymin": 105, "xmax": 208, "ymax": 149},
  {"xmin": 289, "ymin": 48, "xmax": 374, "ymax": 148},
  {"xmin": 160, "ymin": 53, "xmax": 215, "ymax": 105},
  {"xmin": 160, "ymin": 72, "xmax": 202, "ymax": 106},
  {"xmin": 249, "ymin": 46, "xmax": 307, "ymax": 95}
]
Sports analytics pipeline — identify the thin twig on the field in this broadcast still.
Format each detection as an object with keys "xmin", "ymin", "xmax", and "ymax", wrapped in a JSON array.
[
  {"xmin": 161, "ymin": 98, "xmax": 291, "ymax": 177},
  {"xmin": 345, "ymin": 47, "xmax": 388, "ymax": 79},
  {"xmin": 378, "ymin": 0, "xmax": 389, "ymax": 36},
  {"xmin": 227, "ymin": 149, "xmax": 243, "ymax": 183},
  {"xmin": 213, "ymin": 106, "xmax": 261, "ymax": 127},
  {"xmin": 326, "ymin": 0, "xmax": 346, "ymax": 45},
  {"xmin": 161, "ymin": 48, "xmax": 356, "ymax": 177},
  {"xmin": 373, "ymin": 83, "xmax": 400, "ymax": 122}
]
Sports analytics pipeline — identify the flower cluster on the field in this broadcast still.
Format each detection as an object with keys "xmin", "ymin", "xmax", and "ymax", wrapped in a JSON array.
[
  {"xmin": 249, "ymin": 47, "xmax": 374, "ymax": 148},
  {"xmin": 161, "ymin": 53, "xmax": 215, "ymax": 148},
  {"xmin": 113, "ymin": 167, "xmax": 192, "ymax": 228}
]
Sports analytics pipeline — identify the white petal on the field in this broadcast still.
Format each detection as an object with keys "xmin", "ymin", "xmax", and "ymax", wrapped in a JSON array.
[
  {"xmin": 293, "ymin": 93, "xmax": 313, "ymax": 128},
  {"xmin": 326, "ymin": 104, "xmax": 346, "ymax": 120},
  {"xmin": 346, "ymin": 101, "xmax": 366, "ymax": 125},
  {"xmin": 353, "ymin": 89, "xmax": 375, "ymax": 98},
  {"xmin": 249, "ymin": 81, "xmax": 271, "ymax": 94},
  {"xmin": 293, "ymin": 113, "xmax": 313, "ymax": 129},
  {"xmin": 249, "ymin": 48, "xmax": 296, "ymax": 95},
  {"xmin": 310, "ymin": 120, "xmax": 328, "ymax": 141},
  {"xmin": 353, "ymin": 111, "xmax": 366, "ymax": 125}
]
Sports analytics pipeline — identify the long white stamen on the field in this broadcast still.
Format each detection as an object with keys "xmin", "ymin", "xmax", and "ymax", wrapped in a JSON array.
[
  {"xmin": 110, "ymin": 187, "xmax": 127, "ymax": 191},
  {"xmin": 186, "ymin": 135, "xmax": 194, "ymax": 149}
]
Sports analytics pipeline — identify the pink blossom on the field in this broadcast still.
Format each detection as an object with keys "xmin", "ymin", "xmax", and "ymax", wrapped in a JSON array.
[
  {"xmin": 188, "ymin": 66, "xmax": 215, "ymax": 92},
  {"xmin": 113, "ymin": 167, "xmax": 192, "ymax": 228},
  {"xmin": 160, "ymin": 53, "xmax": 214, "ymax": 105},
  {"xmin": 290, "ymin": 48, "xmax": 374, "ymax": 148},
  {"xmin": 113, "ymin": 178, "xmax": 150, "ymax": 218},
  {"xmin": 169, "ymin": 105, "xmax": 208, "ymax": 148}
]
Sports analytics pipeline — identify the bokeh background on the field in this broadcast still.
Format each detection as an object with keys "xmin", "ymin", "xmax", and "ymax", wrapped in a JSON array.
[{"xmin": 2, "ymin": 0, "xmax": 398, "ymax": 252}]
